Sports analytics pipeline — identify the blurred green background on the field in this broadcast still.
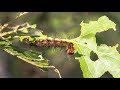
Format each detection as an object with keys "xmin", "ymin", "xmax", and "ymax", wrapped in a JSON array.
[{"xmin": 0, "ymin": 12, "xmax": 119, "ymax": 78}]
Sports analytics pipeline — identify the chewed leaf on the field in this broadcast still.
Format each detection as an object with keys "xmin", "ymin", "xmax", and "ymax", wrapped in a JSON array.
[
  {"xmin": 19, "ymin": 36, "xmax": 34, "ymax": 42},
  {"xmin": 73, "ymin": 16, "xmax": 120, "ymax": 78},
  {"xmin": 17, "ymin": 24, "xmax": 46, "ymax": 37},
  {"xmin": 3, "ymin": 45, "xmax": 49, "ymax": 71},
  {"xmin": 80, "ymin": 16, "xmax": 116, "ymax": 37}
]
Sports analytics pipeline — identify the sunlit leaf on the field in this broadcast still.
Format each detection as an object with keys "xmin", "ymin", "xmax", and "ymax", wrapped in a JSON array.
[
  {"xmin": 73, "ymin": 16, "xmax": 118, "ymax": 78},
  {"xmin": 31, "ymin": 24, "xmax": 36, "ymax": 29}
]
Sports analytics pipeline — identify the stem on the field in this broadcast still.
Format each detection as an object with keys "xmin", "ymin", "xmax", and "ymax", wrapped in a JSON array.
[
  {"xmin": 39, "ymin": 65, "xmax": 62, "ymax": 78},
  {"xmin": 54, "ymin": 68, "xmax": 62, "ymax": 78},
  {"xmin": 48, "ymin": 66, "xmax": 62, "ymax": 78}
]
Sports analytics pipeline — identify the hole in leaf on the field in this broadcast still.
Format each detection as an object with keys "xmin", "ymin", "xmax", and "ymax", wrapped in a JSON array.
[
  {"xmin": 96, "ymin": 30, "xmax": 118, "ymax": 46},
  {"xmin": 90, "ymin": 51, "xmax": 98, "ymax": 61},
  {"xmin": 75, "ymin": 52, "xmax": 83, "ymax": 57},
  {"xmin": 100, "ymin": 71, "xmax": 113, "ymax": 78},
  {"xmin": 84, "ymin": 42, "xmax": 87, "ymax": 44}
]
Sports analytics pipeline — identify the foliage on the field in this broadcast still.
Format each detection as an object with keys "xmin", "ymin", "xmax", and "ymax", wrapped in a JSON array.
[
  {"xmin": 73, "ymin": 16, "xmax": 119, "ymax": 78},
  {"xmin": 0, "ymin": 12, "xmax": 119, "ymax": 78}
]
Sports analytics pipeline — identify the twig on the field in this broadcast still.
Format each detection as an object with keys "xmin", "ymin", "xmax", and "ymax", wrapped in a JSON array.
[
  {"xmin": 46, "ymin": 65, "xmax": 62, "ymax": 78},
  {"xmin": 54, "ymin": 67, "xmax": 62, "ymax": 78}
]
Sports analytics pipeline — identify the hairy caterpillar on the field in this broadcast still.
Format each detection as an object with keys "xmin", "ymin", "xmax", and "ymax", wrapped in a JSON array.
[{"xmin": 22, "ymin": 37, "xmax": 74, "ymax": 55}]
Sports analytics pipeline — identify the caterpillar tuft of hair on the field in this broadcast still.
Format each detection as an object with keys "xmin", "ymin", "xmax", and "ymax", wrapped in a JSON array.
[{"xmin": 22, "ymin": 37, "xmax": 74, "ymax": 55}]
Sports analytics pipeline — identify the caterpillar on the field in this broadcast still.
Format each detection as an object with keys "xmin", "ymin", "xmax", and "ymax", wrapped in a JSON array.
[{"xmin": 22, "ymin": 37, "xmax": 74, "ymax": 55}]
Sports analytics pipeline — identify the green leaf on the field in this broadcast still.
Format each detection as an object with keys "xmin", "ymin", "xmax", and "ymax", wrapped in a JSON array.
[
  {"xmin": 73, "ymin": 16, "xmax": 119, "ymax": 78},
  {"xmin": 0, "ymin": 40, "xmax": 10, "ymax": 46},
  {"xmin": 20, "ymin": 28, "xmax": 28, "ymax": 33},
  {"xmin": 17, "ymin": 23, "xmax": 46, "ymax": 37},
  {"xmin": 19, "ymin": 36, "xmax": 34, "ymax": 42},
  {"xmin": 80, "ymin": 16, "xmax": 116, "ymax": 37},
  {"xmin": 31, "ymin": 24, "xmax": 36, "ymax": 29},
  {"xmin": 3, "ymin": 45, "xmax": 49, "ymax": 71}
]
